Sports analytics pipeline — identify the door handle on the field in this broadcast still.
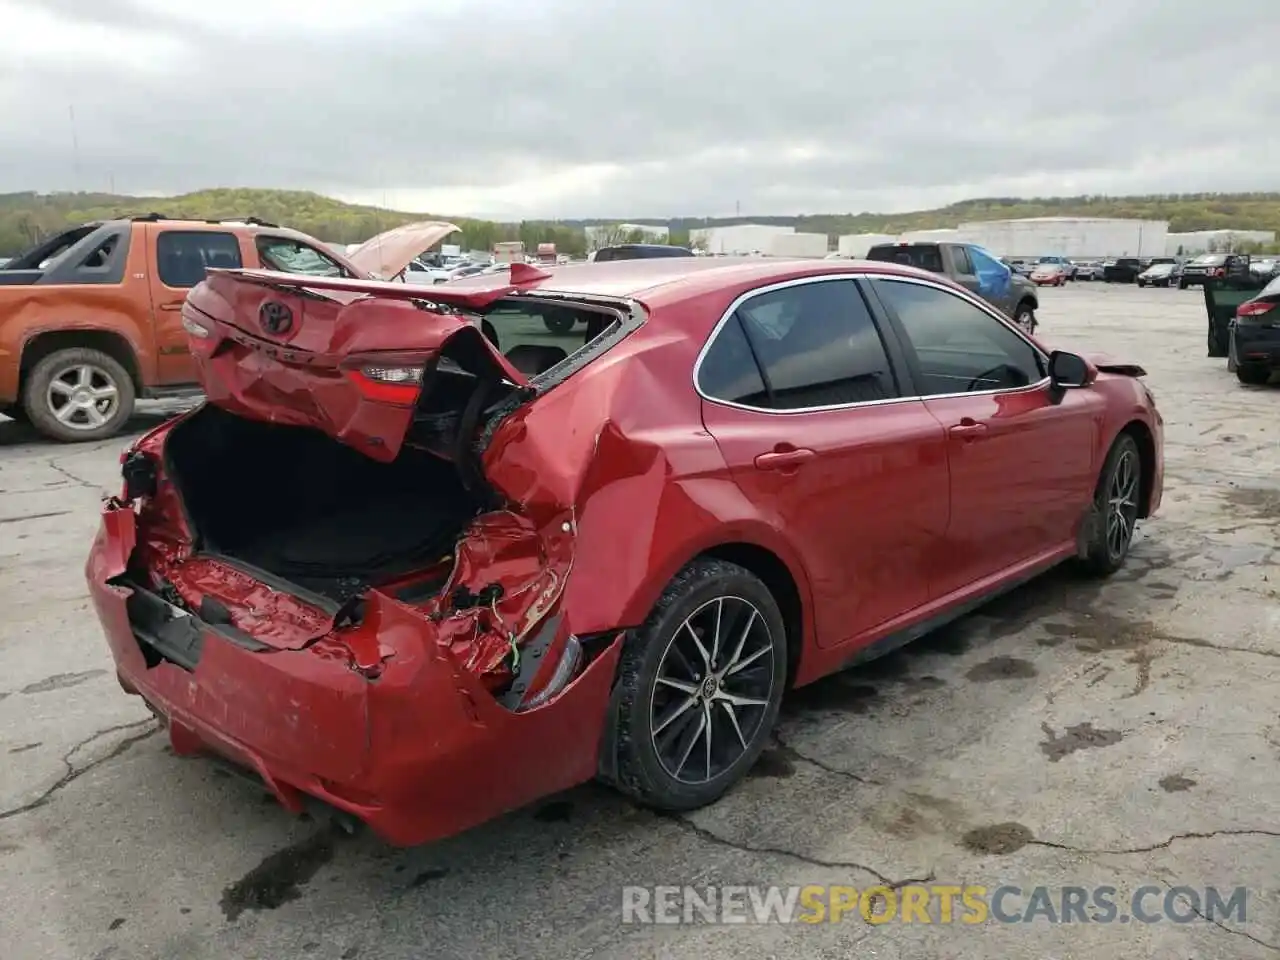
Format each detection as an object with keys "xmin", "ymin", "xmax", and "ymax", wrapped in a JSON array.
[
  {"xmin": 159, "ymin": 302, "xmax": 183, "ymax": 312},
  {"xmin": 949, "ymin": 417, "xmax": 987, "ymax": 441},
  {"xmin": 754, "ymin": 447, "xmax": 816, "ymax": 471}
]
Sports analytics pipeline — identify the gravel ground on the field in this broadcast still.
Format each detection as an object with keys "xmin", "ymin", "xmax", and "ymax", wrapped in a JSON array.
[{"xmin": 2, "ymin": 282, "xmax": 1278, "ymax": 959}]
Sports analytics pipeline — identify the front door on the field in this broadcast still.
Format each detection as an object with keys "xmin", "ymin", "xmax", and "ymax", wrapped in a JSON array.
[
  {"xmin": 145, "ymin": 226, "xmax": 244, "ymax": 386},
  {"xmin": 869, "ymin": 276, "xmax": 1101, "ymax": 598},
  {"xmin": 697, "ymin": 276, "xmax": 950, "ymax": 648}
]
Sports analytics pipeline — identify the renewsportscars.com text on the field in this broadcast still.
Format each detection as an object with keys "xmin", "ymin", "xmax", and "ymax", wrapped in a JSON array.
[{"xmin": 621, "ymin": 884, "xmax": 1247, "ymax": 925}]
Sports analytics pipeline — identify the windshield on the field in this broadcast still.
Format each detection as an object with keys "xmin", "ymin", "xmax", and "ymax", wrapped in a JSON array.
[
  {"xmin": 257, "ymin": 238, "xmax": 350, "ymax": 277},
  {"xmin": 865, "ymin": 244, "xmax": 944, "ymax": 273},
  {"xmin": 1193, "ymin": 254, "xmax": 1226, "ymax": 265}
]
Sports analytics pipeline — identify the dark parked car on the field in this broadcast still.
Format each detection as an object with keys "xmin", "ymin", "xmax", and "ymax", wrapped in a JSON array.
[
  {"xmin": 1136, "ymin": 263, "xmax": 1178, "ymax": 288},
  {"xmin": 1228, "ymin": 275, "xmax": 1280, "ymax": 384},
  {"xmin": 87, "ymin": 257, "xmax": 1163, "ymax": 846},
  {"xmin": 1102, "ymin": 258, "xmax": 1142, "ymax": 283},
  {"xmin": 592, "ymin": 244, "xmax": 695, "ymax": 262},
  {"xmin": 1178, "ymin": 253, "xmax": 1250, "ymax": 289}
]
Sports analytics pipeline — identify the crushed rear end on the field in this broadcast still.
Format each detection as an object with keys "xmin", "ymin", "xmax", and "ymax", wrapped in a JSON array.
[{"xmin": 85, "ymin": 268, "xmax": 625, "ymax": 845}]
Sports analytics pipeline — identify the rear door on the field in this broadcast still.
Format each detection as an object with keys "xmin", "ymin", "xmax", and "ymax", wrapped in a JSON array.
[
  {"xmin": 145, "ymin": 226, "xmax": 244, "ymax": 386},
  {"xmin": 868, "ymin": 275, "xmax": 1101, "ymax": 597},
  {"xmin": 697, "ymin": 276, "xmax": 950, "ymax": 648}
]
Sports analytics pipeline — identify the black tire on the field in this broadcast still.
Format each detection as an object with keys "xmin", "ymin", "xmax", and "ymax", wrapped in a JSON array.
[
  {"xmin": 1137, "ymin": 280, "xmax": 1146, "ymax": 287},
  {"xmin": 22, "ymin": 347, "xmax": 136, "ymax": 443},
  {"xmin": 1178, "ymin": 279, "xmax": 1188, "ymax": 290},
  {"xmin": 607, "ymin": 558, "xmax": 788, "ymax": 812},
  {"xmin": 1078, "ymin": 433, "xmax": 1141, "ymax": 577},
  {"xmin": 1237, "ymin": 364, "xmax": 1270, "ymax": 386},
  {"xmin": 543, "ymin": 312, "xmax": 576, "ymax": 335},
  {"xmin": 1013, "ymin": 302, "xmax": 1037, "ymax": 334}
]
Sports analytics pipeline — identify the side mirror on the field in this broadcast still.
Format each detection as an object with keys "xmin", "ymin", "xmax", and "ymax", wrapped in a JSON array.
[{"xmin": 1048, "ymin": 350, "xmax": 1094, "ymax": 390}]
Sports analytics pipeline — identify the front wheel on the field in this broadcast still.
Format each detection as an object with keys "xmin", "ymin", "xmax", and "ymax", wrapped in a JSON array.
[
  {"xmin": 607, "ymin": 558, "xmax": 788, "ymax": 812},
  {"xmin": 1013, "ymin": 304, "xmax": 1037, "ymax": 334},
  {"xmin": 1078, "ymin": 433, "xmax": 1142, "ymax": 577},
  {"xmin": 22, "ymin": 347, "xmax": 136, "ymax": 443}
]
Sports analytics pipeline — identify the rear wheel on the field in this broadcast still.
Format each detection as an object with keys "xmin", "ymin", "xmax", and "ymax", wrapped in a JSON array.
[
  {"xmin": 1178, "ymin": 279, "xmax": 1188, "ymax": 290},
  {"xmin": 1237, "ymin": 364, "xmax": 1271, "ymax": 386},
  {"xmin": 607, "ymin": 558, "xmax": 788, "ymax": 811},
  {"xmin": 543, "ymin": 312, "xmax": 576, "ymax": 334},
  {"xmin": 1079, "ymin": 433, "xmax": 1142, "ymax": 577},
  {"xmin": 22, "ymin": 347, "xmax": 136, "ymax": 443}
]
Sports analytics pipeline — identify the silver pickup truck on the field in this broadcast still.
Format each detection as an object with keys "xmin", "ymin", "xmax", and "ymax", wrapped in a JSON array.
[{"xmin": 866, "ymin": 241, "xmax": 1040, "ymax": 333}]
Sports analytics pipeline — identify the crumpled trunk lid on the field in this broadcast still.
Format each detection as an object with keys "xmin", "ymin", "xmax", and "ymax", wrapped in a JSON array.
[{"xmin": 183, "ymin": 268, "xmax": 528, "ymax": 463}]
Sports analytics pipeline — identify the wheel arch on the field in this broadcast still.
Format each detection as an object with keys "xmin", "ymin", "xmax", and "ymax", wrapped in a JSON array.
[
  {"xmin": 1018, "ymin": 293, "xmax": 1039, "ymax": 312},
  {"xmin": 20, "ymin": 328, "xmax": 144, "ymax": 396},
  {"xmin": 1116, "ymin": 418, "xmax": 1156, "ymax": 519}
]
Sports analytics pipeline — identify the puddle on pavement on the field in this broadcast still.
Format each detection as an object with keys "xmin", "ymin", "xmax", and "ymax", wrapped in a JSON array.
[
  {"xmin": 749, "ymin": 748, "xmax": 797, "ymax": 779},
  {"xmin": 960, "ymin": 822, "xmax": 1035, "ymax": 855},
  {"xmin": 1039, "ymin": 722, "xmax": 1124, "ymax": 762},
  {"xmin": 965, "ymin": 656, "xmax": 1038, "ymax": 682},
  {"xmin": 1158, "ymin": 774, "xmax": 1197, "ymax": 793},
  {"xmin": 784, "ymin": 679, "xmax": 880, "ymax": 715},
  {"xmin": 219, "ymin": 826, "xmax": 341, "ymax": 921},
  {"xmin": 1218, "ymin": 485, "xmax": 1280, "ymax": 520}
]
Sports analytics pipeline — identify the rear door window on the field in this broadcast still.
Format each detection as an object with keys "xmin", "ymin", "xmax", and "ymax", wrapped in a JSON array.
[
  {"xmin": 700, "ymin": 278, "xmax": 899, "ymax": 409},
  {"xmin": 156, "ymin": 231, "xmax": 243, "ymax": 288},
  {"xmin": 950, "ymin": 245, "xmax": 974, "ymax": 274}
]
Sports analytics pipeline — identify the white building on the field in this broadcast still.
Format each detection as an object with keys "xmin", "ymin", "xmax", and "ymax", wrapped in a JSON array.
[
  {"xmin": 837, "ymin": 233, "xmax": 896, "ymax": 257},
  {"xmin": 690, "ymin": 224, "xmax": 795, "ymax": 255},
  {"xmin": 900, "ymin": 228, "xmax": 964, "ymax": 244},
  {"xmin": 584, "ymin": 222, "xmax": 671, "ymax": 249},
  {"xmin": 767, "ymin": 232, "xmax": 829, "ymax": 258},
  {"xmin": 955, "ymin": 217, "xmax": 1168, "ymax": 259},
  {"xmin": 1164, "ymin": 229, "xmax": 1276, "ymax": 256}
]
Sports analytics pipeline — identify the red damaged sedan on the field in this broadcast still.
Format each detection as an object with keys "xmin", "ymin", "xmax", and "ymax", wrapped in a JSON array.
[{"xmin": 86, "ymin": 257, "xmax": 1163, "ymax": 845}]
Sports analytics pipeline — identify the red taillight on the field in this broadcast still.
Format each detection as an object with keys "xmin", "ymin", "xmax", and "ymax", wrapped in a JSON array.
[
  {"xmin": 342, "ymin": 365, "xmax": 424, "ymax": 406},
  {"xmin": 1212, "ymin": 267, "xmax": 1225, "ymax": 277},
  {"xmin": 1237, "ymin": 300, "xmax": 1276, "ymax": 318}
]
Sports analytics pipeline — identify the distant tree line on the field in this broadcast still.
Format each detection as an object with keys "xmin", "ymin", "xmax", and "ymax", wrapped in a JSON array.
[{"xmin": 1, "ymin": 188, "xmax": 1278, "ymax": 258}]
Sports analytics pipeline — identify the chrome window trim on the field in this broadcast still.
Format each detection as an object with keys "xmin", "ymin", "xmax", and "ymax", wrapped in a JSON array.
[{"xmin": 691, "ymin": 270, "xmax": 1051, "ymax": 416}]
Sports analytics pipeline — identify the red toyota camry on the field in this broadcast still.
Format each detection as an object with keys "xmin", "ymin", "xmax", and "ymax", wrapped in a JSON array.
[{"xmin": 86, "ymin": 256, "xmax": 1163, "ymax": 845}]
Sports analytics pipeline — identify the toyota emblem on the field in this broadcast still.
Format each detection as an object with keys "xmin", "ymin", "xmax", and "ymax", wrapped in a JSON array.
[{"xmin": 259, "ymin": 300, "xmax": 293, "ymax": 335}]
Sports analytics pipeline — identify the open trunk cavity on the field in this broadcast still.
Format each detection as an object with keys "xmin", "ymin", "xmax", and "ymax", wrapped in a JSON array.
[{"xmin": 165, "ymin": 403, "xmax": 480, "ymax": 603}]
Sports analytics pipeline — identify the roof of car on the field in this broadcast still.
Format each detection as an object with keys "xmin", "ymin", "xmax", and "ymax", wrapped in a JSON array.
[{"xmin": 447, "ymin": 256, "xmax": 932, "ymax": 309}]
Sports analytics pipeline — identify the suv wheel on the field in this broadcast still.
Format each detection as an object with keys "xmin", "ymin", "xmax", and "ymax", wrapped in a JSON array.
[
  {"xmin": 543, "ymin": 311, "xmax": 576, "ymax": 334},
  {"xmin": 23, "ymin": 347, "xmax": 136, "ymax": 443},
  {"xmin": 608, "ymin": 559, "xmax": 788, "ymax": 811},
  {"xmin": 1237, "ymin": 364, "xmax": 1270, "ymax": 386},
  {"xmin": 1013, "ymin": 304, "xmax": 1037, "ymax": 334}
]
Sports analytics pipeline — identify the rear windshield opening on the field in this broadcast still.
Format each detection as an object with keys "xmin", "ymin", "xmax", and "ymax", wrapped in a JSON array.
[
  {"xmin": 470, "ymin": 296, "xmax": 627, "ymax": 381},
  {"xmin": 866, "ymin": 245, "xmax": 944, "ymax": 274}
]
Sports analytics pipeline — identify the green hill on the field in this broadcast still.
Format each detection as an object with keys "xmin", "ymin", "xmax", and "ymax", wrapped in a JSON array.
[{"xmin": 2, "ymin": 188, "xmax": 1279, "ymax": 257}]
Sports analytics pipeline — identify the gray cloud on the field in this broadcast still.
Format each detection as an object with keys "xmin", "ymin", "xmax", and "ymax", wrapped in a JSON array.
[{"xmin": 1, "ymin": 0, "xmax": 1277, "ymax": 219}]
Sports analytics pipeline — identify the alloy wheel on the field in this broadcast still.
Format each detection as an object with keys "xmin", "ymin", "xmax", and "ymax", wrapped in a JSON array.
[
  {"xmin": 648, "ymin": 596, "xmax": 776, "ymax": 785},
  {"xmin": 45, "ymin": 363, "xmax": 120, "ymax": 431},
  {"xmin": 1106, "ymin": 449, "xmax": 1139, "ymax": 560}
]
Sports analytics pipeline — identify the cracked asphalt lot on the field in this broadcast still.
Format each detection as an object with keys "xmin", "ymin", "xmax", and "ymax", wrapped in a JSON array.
[{"xmin": 2, "ymin": 285, "xmax": 1279, "ymax": 959}]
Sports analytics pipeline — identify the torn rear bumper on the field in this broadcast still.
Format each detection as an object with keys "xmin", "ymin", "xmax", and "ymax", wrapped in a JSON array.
[{"xmin": 85, "ymin": 509, "xmax": 621, "ymax": 847}]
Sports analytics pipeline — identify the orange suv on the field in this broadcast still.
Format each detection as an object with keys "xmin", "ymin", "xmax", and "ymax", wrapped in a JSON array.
[{"xmin": 0, "ymin": 215, "xmax": 458, "ymax": 441}]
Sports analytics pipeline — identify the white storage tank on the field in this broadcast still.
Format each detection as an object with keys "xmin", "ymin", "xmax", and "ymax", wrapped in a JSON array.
[
  {"xmin": 767, "ymin": 232, "xmax": 829, "ymax": 257},
  {"xmin": 691, "ymin": 224, "xmax": 794, "ymax": 255},
  {"xmin": 957, "ymin": 217, "xmax": 1168, "ymax": 259},
  {"xmin": 837, "ymin": 233, "xmax": 896, "ymax": 257}
]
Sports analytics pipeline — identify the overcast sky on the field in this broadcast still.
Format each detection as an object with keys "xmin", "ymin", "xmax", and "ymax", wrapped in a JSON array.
[{"xmin": 1, "ymin": 0, "xmax": 1276, "ymax": 220}]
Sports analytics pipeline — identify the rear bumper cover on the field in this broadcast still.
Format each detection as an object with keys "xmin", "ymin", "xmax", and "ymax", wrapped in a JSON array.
[
  {"xmin": 1231, "ymin": 325, "xmax": 1280, "ymax": 368},
  {"xmin": 85, "ymin": 508, "xmax": 621, "ymax": 847}
]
